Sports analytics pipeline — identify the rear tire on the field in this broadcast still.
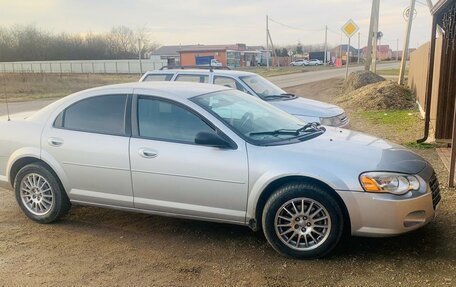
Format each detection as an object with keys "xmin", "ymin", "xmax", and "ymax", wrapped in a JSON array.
[
  {"xmin": 262, "ymin": 182, "xmax": 344, "ymax": 259},
  {"xmin": 14, "ymin": 163, "xmax": 71, "ymax": 223}
]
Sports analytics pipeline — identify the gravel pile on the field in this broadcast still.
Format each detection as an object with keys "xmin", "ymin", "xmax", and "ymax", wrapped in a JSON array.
[
  {"xmin": 337, "ymin": 80, "xmax": 416, "ymax": 111},
  {"xmin": 344, "ymin": 70, "xmax": 385, "ymax": 92}
]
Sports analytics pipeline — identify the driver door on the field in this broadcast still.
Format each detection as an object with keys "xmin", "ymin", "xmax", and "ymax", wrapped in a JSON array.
[{"xmin": 129, "ymin": 94, "xmax": 249, "ymax": 223}]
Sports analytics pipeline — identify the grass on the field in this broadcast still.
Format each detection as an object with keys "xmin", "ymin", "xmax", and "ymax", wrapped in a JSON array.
[
  {"xmin": 357, "ymin": 110, "xmax": 419, "ymax": 126},
  {"xmin": 0, "ymin": 73, "xmax": 137, "ymax": 102},
  {"xmin": 377, "ymin": 68, "xmax": 408, "ymax": 76},
  {"xmin": 404, "ymin": 142, "xmax": 439, "ymax": 149}
]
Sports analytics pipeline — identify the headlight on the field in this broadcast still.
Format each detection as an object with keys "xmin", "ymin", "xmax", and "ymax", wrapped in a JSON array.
[
  {"xmin": 359, "ymin": 172, "xmax": 420, "ymax": 195},
  {"xmin": 320, "ymin": 115, "xmax": 342, "ymax": 127}
]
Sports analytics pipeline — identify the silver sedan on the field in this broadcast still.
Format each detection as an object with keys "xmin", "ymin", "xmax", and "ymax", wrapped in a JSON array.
[{"xmin": 0, "ymin": 82, "xmax": 440, "ymax": 259}]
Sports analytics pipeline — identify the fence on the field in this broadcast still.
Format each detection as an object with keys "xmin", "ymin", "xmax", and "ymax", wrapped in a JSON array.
[
  {"xmin": 407, "ymin": 37, "xmax": 443, "ymax": 130},
  {"xmin": 0, "ymin": 59, "xmax": 167, "ymax": 74}
]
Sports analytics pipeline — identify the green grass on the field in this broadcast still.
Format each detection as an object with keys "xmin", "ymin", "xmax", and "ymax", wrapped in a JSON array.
[
  {"xmin": 404, "ymin": 142, "xmax": 439, "ymax": 149},
  {"xmin": 358, "ymin": 110, "xmax": 418, "ymax": 126},
  {"xmin": 377, "ymin": 68, "xmax": 407, "ymax": 76}
]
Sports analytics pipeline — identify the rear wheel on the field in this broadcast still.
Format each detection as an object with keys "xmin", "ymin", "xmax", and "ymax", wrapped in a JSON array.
[
  {"xmin": 262, "ymin": 182, "xmax": 344, "ymax": 259},
  {"xmin": 14, "ymin": 163, "xmax": 71, "ymax": 223}
]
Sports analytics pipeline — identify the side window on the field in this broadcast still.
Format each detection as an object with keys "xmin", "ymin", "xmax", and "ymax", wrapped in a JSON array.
[
  {"xmin": 175, "ymin": 74, "xmax": 209, "ymax": 83},
  {"xmin": 143, "ymin": 74, "xmax": 174, "ymax": 82},
  {"xmin": 214, "ymin": 76, "xmax": 250, "ymax": 94},
  {"xmin": 55, "ymin": 95, "xmax": 128, "ymax": 136},
  {"xmin": 137, "ymin": 97, "xmax": 214, "ymax": 144}
]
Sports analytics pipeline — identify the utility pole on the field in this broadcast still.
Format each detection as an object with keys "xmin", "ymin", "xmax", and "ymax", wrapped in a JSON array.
[
  {"xmin": 138, "ymin": 38, "xmax": 143, "ymax": 75},
  {"xmin": 266, "ymin": 15, "xmax": 270, "ymax": 69},
  {"xmin": 364, "ymin": 0, "xmax": 379, "ymax": 71},
  {"xmin": 357, "ymin": 32, "xmax": 360, "ymax": 64},
  {"xmin": 399, "ymin": 0, "xmax": 416, "ymax": 85},
  {"xmin": 324, "ymin": 25, "xmax": 328, "ymax": 66},
  {"xmin": 268, "ymin": 30, "xmax": 279, "ymax": 67},
  {"xmin": 372, "ymin": 0, "xmax": 380, "ymax": 73}
]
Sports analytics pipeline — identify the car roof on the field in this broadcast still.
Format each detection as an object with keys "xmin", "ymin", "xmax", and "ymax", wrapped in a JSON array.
[
  {"xmin": 27, "ymin": 81, "xmax": 231, "ymax": 123},
  {"xmin": 143, "ymin": 69, "xmax": 257, "ymax": 77}
]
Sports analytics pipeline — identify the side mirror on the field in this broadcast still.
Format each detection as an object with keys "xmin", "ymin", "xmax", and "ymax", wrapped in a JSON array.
[{"xmin": 195, "ymin": 132, "xmax": 233, "ymax": 149}]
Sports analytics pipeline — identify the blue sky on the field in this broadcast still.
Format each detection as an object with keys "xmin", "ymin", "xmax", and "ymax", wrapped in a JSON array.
[{"xmin": 0, "ymin": 0, "xmax": 435, "ymax": 49}]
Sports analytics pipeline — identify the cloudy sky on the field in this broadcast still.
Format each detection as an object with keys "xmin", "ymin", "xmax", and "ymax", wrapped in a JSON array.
[{"xmin": 0, "ymin": 0, "xmax": 436, "ymax": 49}]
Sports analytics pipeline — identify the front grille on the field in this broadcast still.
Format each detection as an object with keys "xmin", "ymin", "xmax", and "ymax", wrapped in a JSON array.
[
  {"xmin": 338, "ymin": 113, "xmax": 349, "ymax": 126},
  {"xmin": 429, "ymin": 173, "xmax": 441, "ymax": 209}
]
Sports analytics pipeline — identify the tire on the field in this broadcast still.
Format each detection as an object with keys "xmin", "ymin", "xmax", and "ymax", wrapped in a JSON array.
[
  {"xmin": 262, "ymin": 182, "xmax": 344, "ymax": 259},
  {"xmin": 14, "ymin": 163, "xmax": 71, "ymax": 223}
]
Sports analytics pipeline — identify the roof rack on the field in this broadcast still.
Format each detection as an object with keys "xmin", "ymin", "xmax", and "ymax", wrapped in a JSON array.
[{"xmin": 159, "ymin": 65, "xmax": 231, "ymax": 71}]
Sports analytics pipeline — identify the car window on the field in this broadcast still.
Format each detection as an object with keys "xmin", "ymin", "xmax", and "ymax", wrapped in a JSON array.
[
  {"xmin": 143, "ymin": 74, "xmax": 174, "ymax": 81},
  {"xmin": 57, "ymin": 95, "xmax": 127, "ymax": 136},
  {"xmin": 137, "ymin": 97, "xmax": 214, "ymax": 144},
  {"xmin": 213, "ymin": 76, "xmax": 250, "ymax": 94},
  {"xmin": 175, "ymin": 74, "xmax": 209, "ymax": 83}
]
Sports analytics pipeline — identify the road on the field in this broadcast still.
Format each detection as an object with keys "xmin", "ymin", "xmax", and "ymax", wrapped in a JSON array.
[
  {"xmin": 0, "ymin": 62, "xmax": 399, "ymax": 118},
  {"xmin": 268, "ymin": 61, "xmax": 399, "ymax": 88}
]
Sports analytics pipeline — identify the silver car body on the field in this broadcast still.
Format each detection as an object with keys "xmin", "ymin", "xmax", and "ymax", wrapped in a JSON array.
[
  {"xmin": 139, "ymin": 69, "xmax": 349, "ymax": 127},
  {"xmin": 0, "ymin": 82, "xmax": 439, "ymax": 236}
]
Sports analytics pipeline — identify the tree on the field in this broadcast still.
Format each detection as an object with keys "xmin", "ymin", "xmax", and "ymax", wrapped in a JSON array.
[{"xmin": 296, "ymin": 42, "xmax": 303, "ymax": 55}]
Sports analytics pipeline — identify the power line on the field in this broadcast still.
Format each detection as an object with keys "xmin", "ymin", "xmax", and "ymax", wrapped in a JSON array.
[{"xmin": 268, "ymin": 17, "xmax": 325, "ymax": 32}]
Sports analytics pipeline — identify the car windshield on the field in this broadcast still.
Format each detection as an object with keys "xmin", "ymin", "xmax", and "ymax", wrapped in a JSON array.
[
  {"xmin": 239, "ymin": 75, "xmax": 287, "ymax": 99},
  {"xmin": 192, "ymin": 90, "xmax": 324, "ymax": 145}
]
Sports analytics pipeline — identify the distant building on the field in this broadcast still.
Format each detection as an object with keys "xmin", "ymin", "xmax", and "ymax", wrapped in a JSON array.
[
  {"xmin": 150, "ymin": 45, "xmax": 196, "ymax": 67},
  {"xmin": 361, "ymin": 45, "xmax": 393, "ymax": 61},
  {"xmin": 331, "ymin": 45, "xmax": 359, "ymax": 63}
]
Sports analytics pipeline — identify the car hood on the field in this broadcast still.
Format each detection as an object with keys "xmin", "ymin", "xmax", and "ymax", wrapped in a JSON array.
[
  {"xmin": 268, "ymin": 97, "xmax": 344, "ymax": 118},
  {"xmin": 302, "ymin": 127, "xmax": 427, "ymax": 174},
  {"xmin": 250, "ymin": 127, "xmax": 429, "ymax": 191}
]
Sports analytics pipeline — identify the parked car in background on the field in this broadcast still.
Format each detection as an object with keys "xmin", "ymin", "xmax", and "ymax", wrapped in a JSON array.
[
  {"xmin": 140, "ymin": 68, "xmax": 349, "ymax": 128},
  {"xmin": 290, "ymin": 59, "xmax": 309, "ymax": 66},
  {"xmin": 0, "ymin": 82, "xmax": 440, "ymax": 259},
  {"xmin": 308, "ymin": 59, "xmax": 323, "ymax": 66}
]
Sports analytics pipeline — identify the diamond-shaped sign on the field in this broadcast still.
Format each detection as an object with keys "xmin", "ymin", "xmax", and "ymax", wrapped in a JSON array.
[{"xmin": 341, "ymin": 19, "xmax": 359, "ymax": 38}]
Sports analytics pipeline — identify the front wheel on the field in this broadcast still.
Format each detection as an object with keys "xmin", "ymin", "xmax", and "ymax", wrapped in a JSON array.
[{"xmin": 262, "ymin": 182, "xmax": 344, "ymax": 259}]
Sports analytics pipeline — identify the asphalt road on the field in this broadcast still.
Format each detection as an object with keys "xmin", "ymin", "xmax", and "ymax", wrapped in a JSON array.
[
  {"xmin": 0, "ymin": 62, "xmax": 400, "ymax": 118},
  {"xmin": 268, "ymin": 61, "xmax": 399, "ymax": 88}
]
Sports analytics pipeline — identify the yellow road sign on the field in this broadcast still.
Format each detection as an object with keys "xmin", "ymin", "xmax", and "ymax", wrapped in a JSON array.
[{"xmin": 341, "ymin": 19, "xmax": 359, "ymax": 38}]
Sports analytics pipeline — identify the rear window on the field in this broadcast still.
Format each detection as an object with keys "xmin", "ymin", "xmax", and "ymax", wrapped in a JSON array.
[
  {"xmin": 143, "ymin": 74, "xmax": 174, "ymax": 82},
  {"xmin": 55, "ymin": 95, "xmax": 128, "ymax": 136},
  {"xmin": 175, "ymin": 74, "xmax": 209, "ymax": 83}
]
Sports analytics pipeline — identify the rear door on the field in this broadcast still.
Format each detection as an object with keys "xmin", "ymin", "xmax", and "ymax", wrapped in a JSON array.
[{"xmin": 41, "ymin": 88, "xmax": 134, "ymax": 207}]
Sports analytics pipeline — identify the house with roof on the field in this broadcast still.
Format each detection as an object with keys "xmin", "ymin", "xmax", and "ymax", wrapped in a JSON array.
[{"xmin": 361, "ymin": 45, "xmax": 393, "ymax": 61}]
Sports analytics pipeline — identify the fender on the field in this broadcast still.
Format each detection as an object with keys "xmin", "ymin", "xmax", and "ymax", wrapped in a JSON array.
[
  {"xmin": 6, "ymin": 147, "xmax": 42, "ymax": 184},
  {"xmin": 245, "ymin": 166, "xmax": 350, "ymax": 222}
]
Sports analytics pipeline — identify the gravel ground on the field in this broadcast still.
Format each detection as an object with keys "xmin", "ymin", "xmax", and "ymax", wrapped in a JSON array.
[{"xmin": 0, "ymin": 78, "xmax": 455, "ymax": 286}]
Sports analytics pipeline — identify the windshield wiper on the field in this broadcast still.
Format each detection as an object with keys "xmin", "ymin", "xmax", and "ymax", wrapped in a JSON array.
[
  {"xmin": 250, "ymin": 129, "xmax": 299, "ymax": 136},
  {"xmin": 297, "ymin": 122, "xmax": 322, "ymax": 133},
  {"xmin": 262, "ymin": 93, "xmax": 296, "ymax": 100}
]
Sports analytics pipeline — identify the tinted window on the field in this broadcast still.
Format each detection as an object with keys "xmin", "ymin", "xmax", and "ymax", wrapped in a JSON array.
[
  {"xmin": 137, "ymin": 97, "xmax": 214, "ymax": 144},
  {"xmin": 175, "ymin": 74, "xmax": 209, "ymax": 83},
  {"xmin": 60, "ymin": 95, "xmax": 127, "ymax": 136},
  {"xmin": 144, "ymin": 74, "xmax": 174, "ymax": 81}
]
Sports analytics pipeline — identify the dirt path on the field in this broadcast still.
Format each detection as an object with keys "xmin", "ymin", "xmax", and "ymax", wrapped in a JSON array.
[{"xmin": 1, "ymin": 78, "xmax": 455, "ymax": 287}]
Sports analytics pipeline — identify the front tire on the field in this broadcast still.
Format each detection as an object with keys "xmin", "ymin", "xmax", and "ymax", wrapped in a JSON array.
[
  {"xmin": 14, "ymin": 163, "xmax": 71, "ymax": 223},
  {"xmin": 262, "ymin": 182, "xmax": 344, "ymax": 259}
]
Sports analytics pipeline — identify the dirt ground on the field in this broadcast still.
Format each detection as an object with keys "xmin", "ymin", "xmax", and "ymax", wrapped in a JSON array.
[{"xmin": 1, "ymin": 78, "xmax": 455, "ymax": 286}]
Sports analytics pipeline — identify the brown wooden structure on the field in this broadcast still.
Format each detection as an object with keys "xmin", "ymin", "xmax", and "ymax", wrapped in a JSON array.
[{"xmin": 422, "ymin": 0, "xmax": 456, "ymax": 185}]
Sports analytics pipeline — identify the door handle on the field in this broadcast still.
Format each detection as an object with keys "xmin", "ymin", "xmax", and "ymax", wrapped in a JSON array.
[
  {"xmin": 48, "ymin": 137, "xmax": 64, "ymax": 147},
  {"xmin": 138, "ymin": 148, "xmax": 158, "ymax": 158}
]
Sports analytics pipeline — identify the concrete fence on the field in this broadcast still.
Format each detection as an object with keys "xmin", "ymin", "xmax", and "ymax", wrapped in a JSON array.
[{"xmin": 0, "ymin": 59, "xmax": 167, "ymax": 74}]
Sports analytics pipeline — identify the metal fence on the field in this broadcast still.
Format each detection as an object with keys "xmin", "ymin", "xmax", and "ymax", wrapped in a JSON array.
[{"xmin": 0, "ymin": 59, "xmax": 167, "ymax": 74}]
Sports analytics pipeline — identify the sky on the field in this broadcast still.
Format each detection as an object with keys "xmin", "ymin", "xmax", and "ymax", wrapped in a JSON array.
[{"xmin": 0, "ymin": 0, "xmax": 436, "ymax": 50}]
